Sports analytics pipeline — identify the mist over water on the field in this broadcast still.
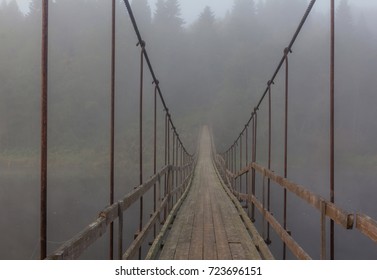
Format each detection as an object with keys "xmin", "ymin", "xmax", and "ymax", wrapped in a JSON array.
[{"xmin": 1, "ymin": 0, "xmax": 376, "ymax": 259}]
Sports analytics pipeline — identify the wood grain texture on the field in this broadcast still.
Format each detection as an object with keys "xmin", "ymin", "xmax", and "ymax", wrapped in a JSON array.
[{"xmin": 159, "ymin": 126, "xmax": 264, "ymax": 260}]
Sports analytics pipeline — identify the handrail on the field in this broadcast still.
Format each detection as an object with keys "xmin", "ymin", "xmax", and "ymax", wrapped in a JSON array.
[
  {"xmin": 215, "ymin": 153, "xmax": 377, "ymax": 259},
  {"xmin": 234, "ymin": 162, "xmax": 354, "ymax": 229},
  {"xmin": 47, "ymin": 162, "xmax": 195, "ymax": 260}
]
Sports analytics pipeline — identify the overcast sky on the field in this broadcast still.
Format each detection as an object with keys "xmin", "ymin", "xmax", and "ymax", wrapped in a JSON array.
[{"xmin": 6, "ymin": 0, "xmax": 377, "ymax": 23}]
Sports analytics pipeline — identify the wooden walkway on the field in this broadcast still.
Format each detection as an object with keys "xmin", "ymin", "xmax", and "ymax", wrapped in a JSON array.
[{"xmin": 159, "ymin": 127, "xmax": 269, "ymax": 260}]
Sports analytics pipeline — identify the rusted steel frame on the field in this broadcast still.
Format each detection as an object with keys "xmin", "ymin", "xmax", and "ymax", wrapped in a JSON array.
[
  {"xmin": 234, "ymin": 144, "xmax": 237, "ymax": 191},
  {"xmin": 262, "ymin": 174, "xmax": 266, "ymax": 240},
  {"xmin": 355, "ymin": 214, "xmax": 377, "ymax": 243},
  {"xmin": 229, "ymin": 146, "xmax": 232, "ymax": 176},
  {"xmin": 225, "ymin": 151, "xmax": 228, "ymax": 170},
  {"xmin": 283, "ymin": 49, "xmax": 289, "ymax": 259},
  {"xmin": 245, "ymin": 126, "xmax": 251, "ymax": 217},
  {"xmin": 251, "ymin": 111, "xmax": 257, "ymax": 221},
  {"xmin": 320, "ymin": 200, "xmax": 326, "ymax": 259},
  {"xmin": 180, "ymin": 145, "xmax": 183, "ymax": 193},
  {"xmin": 109, "ymin": 0, "xmax": 116, "ymax": 260},
  {"xmin": 153, "ymin": 84, "xmax": 158, "ymax": 238},
  {"xmin": 164, "ymin": 113, "xmax": 168, "ymax": 222},
  {"xmin": 123, "ymin": 196, "xmax": 169, "ymax": 260},
  {"xmin": 168, "ymin": 118, "xmax": 170, "ymax": 165},
  {"xmin": 167, "ymin": 165, "xmax": 173, "ymax": 212},
  {"xmin": 172, "ymin": 133, "xmax": 176, "ymax": 204},
  {"xmin": 330, "ymin": 0, "xmax": 335, "ymax": 260},
  {"xmin": 240, "ymin": 134, "xmax": 242, "ymax": 195},
  {"xmin": 229, "ymin": 148, "xmax": 232, "ymax": 174},
  {"xmin": 228, "ymin": 151, "xmax": 230, "ymax": 171},
  {"xmin": 118, "ymin": 201, "xmax": 123, "ymax": 260},
  {"xmin": 252, "ymin": 163, "xmax": 354, "ymax": 229},
  {"xmin": 40, "ymin": 0, "xmax": 49, "ymax": 260},
  {"xmin": 157, "ymin": 175, "xmax": 161, "ymax": 233},
  {"xmin": 138, "ymin": 45, "xmax": 145, "ymax": 260},
  {"xmin": 239, "ymin": 192, "xmax": 311, "ymax": 260},
  {"xmin": 175, "ymin": 136, "xmax": 179, "ymax": 197},
  {"xmin": 267, "ymin": 83, "xmax": 272, "ymax": 244}
]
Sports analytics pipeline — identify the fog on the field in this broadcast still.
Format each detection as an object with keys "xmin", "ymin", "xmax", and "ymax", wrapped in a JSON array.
[{"xmin": 0, "ymin": 0, "xmax": 377, "ymax": 259}]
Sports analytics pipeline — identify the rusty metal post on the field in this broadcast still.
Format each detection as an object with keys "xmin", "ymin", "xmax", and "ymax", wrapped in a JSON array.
[
  {"xmin": 175, "ymin": 136, "xmax": 178, "ymax": 193},
  {"xmin": 230, "ymin": 147, "xmax": 232, "ymax": 174},
  {"xmin": 251, "ymin": 110, "xmax": 257, "ymax": 222},
  {"xmin": 172, "ymin": 133, "xmax": 176, "ymax": 204},
  {"xmin": 226, "ymin": 151, "xmax": 229, "ymax": 170},
  {"xmin": 179, "ymin": 144, "xmax": 183, "ymax": 194},
  {"xmin": 283, "ymin": 49, "xmax": 289, "ymax": 260},
  {"xmin": 245, "ymin": 126, "xmax": 250, "ymax": 216},
  {"xmin": 118, "ymin": 201, "xmax": 123, "ymax": 260},
  {"xmin": 168, "ymin": 119, "xmax": 170, "ymax": 166},
  {"xmin": 109, "ymin": 0, "xmax": 116, "ymax": 260},
  {"xmin": 40, "ymin": 0, "xmax": 49, "ymax": 260},
  {"xmin": 251, "ymin": 117, "xmax": 255, "ymax": 220},
  {"xmin": 320, "ymin": 199, "xmax": 327, "ymax": 259},
  {"xmin": 157, "ymin": 175, "xmax": 161, "ymax": 230},
  {"xmin": 266, "ymin": 84, "xmax": 272, "ymax": 244},
  {"xmin": 138, "ymin": 44, "xmax": 145, "ymax": 260},
  {"xmin": 239, "ymin": 134, "xmax": 242, "ymax": 195},
  {"xmin": 262, "ymin": 174, "xmax": 266, "ymax": 240},
  {"xmin": 233, "ymin": 145, "xmax": 236, "ymax": 189},
  {"xmin": 245, "ymin": 127, "xmax": 248, "ymax": 194},
  {"xmin": 153, "ymin": 84, "xmax": 157, "ymax": 238},
  {"xmin": 164, "ymin": 113, "xmax": 168, "ymax": 222},
  {"xmin": 330, "ymin": 0, "xmax": 335, "ymax": 261},
  {"xmin": 167, "ymin": 120, "xmax": 171, "ymax": 211}
]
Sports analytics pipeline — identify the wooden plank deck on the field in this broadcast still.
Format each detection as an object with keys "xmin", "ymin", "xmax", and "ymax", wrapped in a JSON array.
[{"xmin": 159, "ymin": 126, "xmax": 266, "ymax": 260}]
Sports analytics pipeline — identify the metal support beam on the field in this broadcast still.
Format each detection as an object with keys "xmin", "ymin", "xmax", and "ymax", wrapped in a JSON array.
[{"xmin": 40, "ymin": 0, "xmax": 49, "ymax": 260}]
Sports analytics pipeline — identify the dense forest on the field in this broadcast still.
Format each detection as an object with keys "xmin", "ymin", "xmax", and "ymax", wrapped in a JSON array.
[{"xmin": 1, "ymin": 0, "xmax": 377, "ymax": 259}]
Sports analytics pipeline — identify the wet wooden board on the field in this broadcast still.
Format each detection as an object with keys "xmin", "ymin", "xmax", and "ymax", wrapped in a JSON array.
[{"xmin": 159, "ymin": 126, "xmax": 265, "ymax": 260}]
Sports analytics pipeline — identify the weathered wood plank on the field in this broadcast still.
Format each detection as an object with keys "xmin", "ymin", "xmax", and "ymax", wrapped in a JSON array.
[
  {"xmin": 212, "ymin": 157, "xmax": 272, "ymax": 260},
  {"xmin": 146, "ymin": 168, "xmax": 196, "ymax": 260},
  {"xmin": 225, "ymin": 161, "xmax": 354, "ymax": 230},
  {"xmin": 248, "ymin": 192, "xmax": 311, "ymax": 260},
  {"xmin": 356, "ymin": 214, "xmax": 377, "ymax": 243},
  {"xmin": 229, "ymin": 243, "xmax": 246, "ymax": 260},
  {"xmin": 157, "ymin": 126, "xmax": 267, "ymax": 260},
  {"xmin": 188, "ymin": 184, "xmax": 204, "ymax": 259},
  {"xmin": 48, "ymin": 217, "xmax": 107, "ymax": 260},
  {"xmin": 173, "ymin": 214, "xmax": 195, "ymax": 259},
  {"xmin": 203, "ymin": 182, "xmax": 216, "ymax": 260},
  {"xmin": 121, "ymin": 165, "xmax": 170, "ymax": 211},
  {"xmin": 210, "ymin": 187, "xmax": 232, "ymax": 259}
]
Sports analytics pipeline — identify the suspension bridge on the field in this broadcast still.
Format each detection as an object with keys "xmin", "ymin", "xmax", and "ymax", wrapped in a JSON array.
[{"xmin": 32, "ymin": 0, "xmax": 377, "ymax": 260}]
